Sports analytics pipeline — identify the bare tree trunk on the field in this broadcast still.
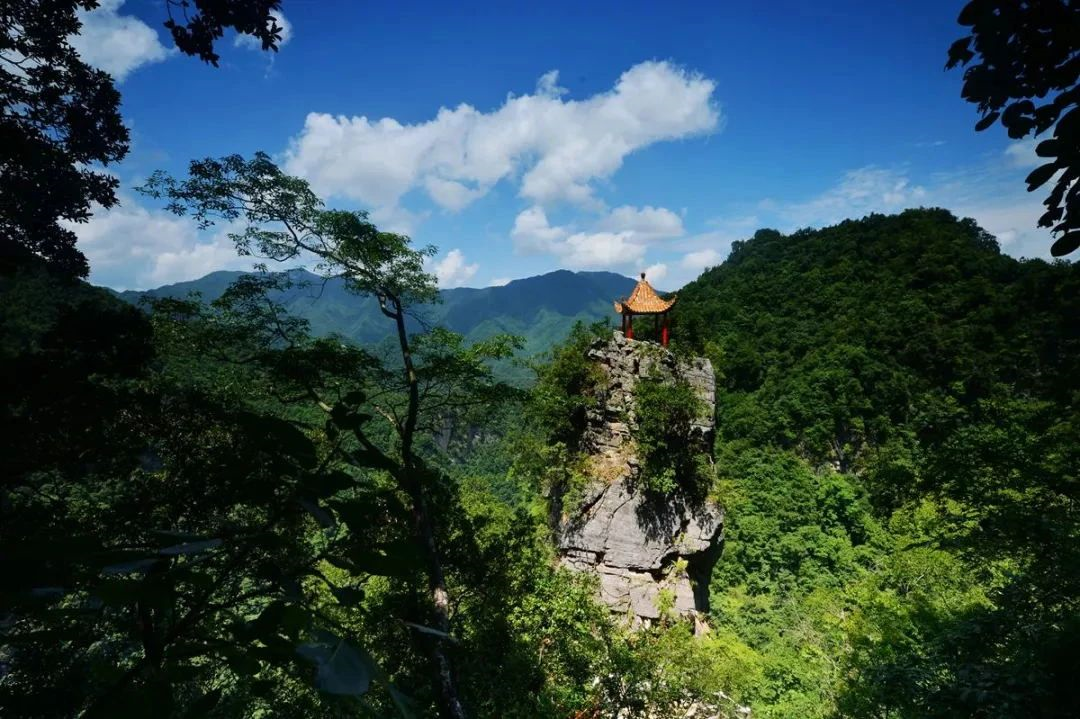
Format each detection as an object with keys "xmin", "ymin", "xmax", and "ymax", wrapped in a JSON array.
[{"xmin": 387, "ymin": 294, "xmax": 467, "ymax": 719}]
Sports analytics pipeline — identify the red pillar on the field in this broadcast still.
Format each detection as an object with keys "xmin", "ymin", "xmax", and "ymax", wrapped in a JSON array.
[
  {"xmin": 626, "ymin": 314, "xmax": 634, "ymax": 340},
  {"xmin": 661, "ymin": 313, "xmax": 670, "ymax": 347}
]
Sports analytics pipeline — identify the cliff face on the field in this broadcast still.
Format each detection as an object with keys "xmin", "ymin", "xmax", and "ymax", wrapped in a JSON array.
[{"xmin": 556, "ymin": 332, "xmax": 723, "ymax": 626}]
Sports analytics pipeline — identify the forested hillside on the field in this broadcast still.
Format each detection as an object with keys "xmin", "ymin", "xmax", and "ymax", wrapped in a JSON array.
[
  {"xmin": 118, "ymin": 269, "xmax": 636, "ymax": 375},
  {"xmin": 5, "ymin": 196, "xmax": 1079, "ymax": 718},
  {"xmin": 4, "ymin": 1, "xmax": 1079, "ymax": 717},
  {"xmin": 667, "ymin": 209, "xmax": 1080, "ymax": 716}
]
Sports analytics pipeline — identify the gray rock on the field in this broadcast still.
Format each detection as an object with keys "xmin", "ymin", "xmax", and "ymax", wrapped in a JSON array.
[{"xmin": 557, "ymin": 331, "xmax": 723, "ymax": 627}]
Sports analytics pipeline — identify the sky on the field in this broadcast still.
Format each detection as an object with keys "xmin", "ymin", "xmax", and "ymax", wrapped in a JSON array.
[{"xmin": 67, "ymin": 0, "xmax": 1059, "ymax": 291}]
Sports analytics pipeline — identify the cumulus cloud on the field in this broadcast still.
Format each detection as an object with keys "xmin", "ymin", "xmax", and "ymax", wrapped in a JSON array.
[
  {"xmin": 511, "ymin": 202, "xmax": 685, "ymax": 270},
  {"xmin": 65, "ymin": 196, "xmax": 255, "ymax": 290},
  {"xmin": 599, "ymin": 205, "xmax": 684, "ymax": 240},
  {"xmin": 681, "ymin": 248, "xmax": 723, "ymax": 270},
  {"xmin": 146, "ymin": 237, "xmax": 252, "ymax": 287},
  {"xmin": 1004, "ymin": 138, "xmax": 1040, "ymax": 168},
  {"xmin": 949, "ymin": 193, "xmax": 1054, "ymax": 259},
  {"xmin": 561, "ymin": 231, "xmax": 645, "ymax": 268},
  {"xmin": 643, "ymin": 263, "xmax": 668, "ymax": 285},
  {"xmin": 511, "ymin": 205, "xmax": 568, "ymax": 253},
  {"xmin": 71, "ymin": 0, "xmax": 170, "ymax": 81},
  {"xmin": 235, "ymin": 9, "xmax": 293, "ymax": 49},
  {"xmin": 284, "ymin": 61, "xmax": 720, "ymax": 214},
  {"xmin": 430, "ymin": 249, "xmax": 478, "ymax": 288},
  {"xmin": 370, "ymin": 204, "xmax": 427, "ymax": 236}
]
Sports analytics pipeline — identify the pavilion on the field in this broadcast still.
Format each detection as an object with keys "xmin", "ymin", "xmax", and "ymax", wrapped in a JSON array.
[{"xmin": 614, "ymin": 272, "xmax": 676, "ymax": 346}]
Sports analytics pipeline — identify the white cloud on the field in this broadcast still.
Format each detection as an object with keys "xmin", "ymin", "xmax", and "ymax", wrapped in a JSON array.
[
  {"xmin": 235, "ymin": 9, "xmax": 293, "ymax": 49},
  {"xmin": 561, "ymin": 231, "xmax": 644, "ymax": 268},
  {"xmin": 65, "ymin": 196, "xmax": 254, "ymax": 290},
  {"xmin": 370, "ymin": 204, "xmax": 427, "ymax": 236},
  {"xmin": 681, "ymin": 248, "xmax": 723, "ymax": 270},
  {"xmin": 71, "ymin": 0, "xmax": 170, "ymax": 81},
  {"xmin": 1004, "ymin": 138, "xmax": 1041, "ymax": 168},
  {"xmin": 950, "ymin": 194, "xmax": 1053, "ymax": 259},
  {"xmin": 511, "ymin": 202, "xmax": 685, "ymax": 270},
  {"xmin": 511, "ymin": 205, "xmax": 568, "ymax": 253},
  {"xmin": 146, "ymin": 237, "xmax": 251, "ymax": 287},
  {"xmin": 489, "ymin": 277, "xmax": 512, "ymax": 287},
  {"xmin": 600, "ymin": 205, "xmax": 684, "ymax": 240},
  {"xmin": 643, "ymin": 263, "xmax": 668, "ymax": 285},
  {"xmin": 424, "ymin": 177, "xmax": 485, "ymax": 211},
  {"xmin": 430, "ymin": 249, "xmax": 478, "ymax": 288},
  {"xmin": 284, "ymin": 61, "xmax": 720, "ymax": 215}
]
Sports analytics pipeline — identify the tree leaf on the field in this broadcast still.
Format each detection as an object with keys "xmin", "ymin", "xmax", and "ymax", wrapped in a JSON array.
[
  {"xmin": 159, "ymin": 539, "xmax": 222, "ymax": 556},
  {"xmin": 1035, "ymin": 138, "xmax": 1060, "ymax": 158},
  {"xmin": 946, "ymin": 37, "xmax": 973, "ymax": 67},
  {"xmin": 1026, "ymin": 162, "xmax": 1059, "ymax": 191},
  {"xmin": 331, "ymin": 586, "xmax": 366, "ymax": 606},
  {"xmin": 301, "ymin": 469, "xmax": 355, "ymax": 499},
  {"xmin": 345, "ymin": 541, "xmax": 424, "ymax": 577},
  {"xmin": 974, "ymin": 111, "xmax": 999, "ymax": 131},
  {"xmin": 185, "ymin": 688, "xmax": 222, "ymax": 718},
  {"xmin": 957, "ymin": 1, "xmax": 981, "ymax": 26},
  {"xmin": 298, "ymin": 498, "xmax": 336, "ymax": 528},
  {"xmin": 296, "ymin": 632, "xmax": 374, "ymax": 696},
  {"xmin": 102, "ymin": 558, "xmax": 160, "ymax": 575},
  {"xmin": 1050, "ymin": 232, "xmax": 1080, "ymax": 257}
]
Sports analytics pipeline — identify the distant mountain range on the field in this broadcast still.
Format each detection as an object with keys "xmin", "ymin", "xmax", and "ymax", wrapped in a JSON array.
[{"xmin": 116, "ymin": 269, "xmax": 640, "ymax": 377}]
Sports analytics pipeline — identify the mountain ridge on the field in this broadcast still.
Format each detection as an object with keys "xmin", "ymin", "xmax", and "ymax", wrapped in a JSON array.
[{"xmin": 115, "ymin": 269, "xmax": 642, "ymax": 375}]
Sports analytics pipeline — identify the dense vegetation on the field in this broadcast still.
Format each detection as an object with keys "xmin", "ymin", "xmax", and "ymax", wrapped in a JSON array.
[
  {"xmin": 0, "ymin": 155, "xmax": 754, "ymax": 718},
  {"xmin": 5, "ymin": 2, "xmax": 1078, "ymax": 717},
  {"xmin": 4, "ymin": 194, "xmax": 1079, "ymax": 718},
  {"xmin": 117, "ymin": 269, "xmax": 636, "ymax": 385},
  {"xmin": 675, "ymin": 208, "xmax": 1080, "ymax": 717}
]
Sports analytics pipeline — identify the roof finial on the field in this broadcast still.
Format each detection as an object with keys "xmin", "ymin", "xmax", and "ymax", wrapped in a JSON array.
[{"xmin": 640, "ymin": 271, "xmax": 646, "ymax": 280}]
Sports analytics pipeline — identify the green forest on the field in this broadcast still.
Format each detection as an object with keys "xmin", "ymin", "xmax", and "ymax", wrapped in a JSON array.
[
  {"xmin": 3, "ymin": 1, "xmax": 1079, "ymax": 718},
  {"xmin": 5, "ymin": 202, "xmax": 1078, "ymax": 717}
]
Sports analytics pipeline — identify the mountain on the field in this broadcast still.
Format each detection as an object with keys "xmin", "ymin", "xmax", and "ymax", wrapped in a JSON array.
[
  {"xmin": 677, "ymin": 207, "xmax": 1079, "ymax": 467},
  {"xmin": 670, "ymin": 208, "xmax": 1080, "ymax": 715},
  {"xmin": 117, "ymin": 269, "xmax": 639, "ymax": 377}
]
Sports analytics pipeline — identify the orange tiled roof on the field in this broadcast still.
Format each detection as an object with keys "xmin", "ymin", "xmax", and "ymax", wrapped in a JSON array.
[{"xmin": 614, "ymin": 274, "xmax": 676, "ymax": 314}]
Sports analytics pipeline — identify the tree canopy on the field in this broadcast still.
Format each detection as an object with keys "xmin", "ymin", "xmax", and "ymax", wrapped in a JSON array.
[{"xmin": 0, "ymin": 1, "xmax": 287, "ymax": 277}]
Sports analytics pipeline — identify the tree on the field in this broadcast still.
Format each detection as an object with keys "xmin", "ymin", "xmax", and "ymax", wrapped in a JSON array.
[
  {"xmin": 140, "ymin": 152, "xmax": 483, "ymax": 718},
  {"xmin": 946, "ymin": 0, "xmax": 1080, "ymax": 257},
  {"xmin": 0, "ymin": 0, "xmax": 128, "ymax": 277},
  {"xmin": 0, "ymin": 260, "xmax": 401, "ymax": 717},
  {"xmin": 0, "ymin": 1, "xmax": 286, "ymax": 277},
  {"xmin": 0, "ymin": 251, "xmax": 523, "ymax": 716},
  {"xmin": 165, "ymin": 0, "xmax": 286, "ymax": 65}
]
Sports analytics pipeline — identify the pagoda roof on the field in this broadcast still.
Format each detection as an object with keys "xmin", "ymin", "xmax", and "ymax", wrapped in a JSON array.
[{"xmin": 614, "ymin": 273, "xmax": 676, "ymax": 315}]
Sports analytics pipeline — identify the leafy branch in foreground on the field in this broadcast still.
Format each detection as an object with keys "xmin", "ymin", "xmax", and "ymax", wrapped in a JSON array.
[
  {"xmin": 946, "ymin": 0, "xmax": 1080, "ymax": 257},
  {"xmin": 0, "ymin": 261, "xmax": 424, "ymax": 716},
  {"xmin": 141, "ymin": 153, "xmax": 516, "ymax": 718}
]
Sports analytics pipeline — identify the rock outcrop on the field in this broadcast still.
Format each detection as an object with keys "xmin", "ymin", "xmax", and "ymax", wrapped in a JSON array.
[{"xmin": 556, "ymin": 331, "xmax": 723, "ymax": 626}]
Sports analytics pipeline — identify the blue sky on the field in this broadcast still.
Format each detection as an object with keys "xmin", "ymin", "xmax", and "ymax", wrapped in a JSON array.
[{"xmin": 69, "ymin": 0, "xmax": 1056, "ymax": 290}]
